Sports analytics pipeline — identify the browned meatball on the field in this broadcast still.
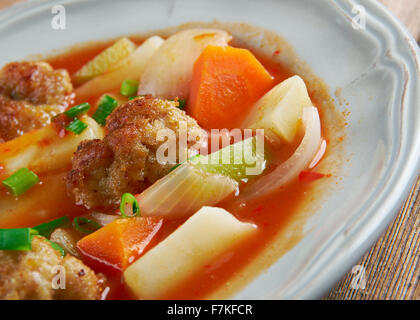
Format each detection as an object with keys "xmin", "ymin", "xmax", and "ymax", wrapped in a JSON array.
[
  {"xmin": 0, "ymin": 61, "xmax": 73, "ymax": 141},
  {"xmin": 67, "ymin": 96, "xmax": 208, "ymax": 210},
  {"xmin": 0, "ymin": 236, "xmax": 104, "ymax": 300}
]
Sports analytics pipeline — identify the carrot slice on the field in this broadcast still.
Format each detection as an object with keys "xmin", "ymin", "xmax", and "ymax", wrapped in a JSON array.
[
  {"xmin": 77, "ymin": 217, "xmax": 163, "ymax": 275},
  {"xmin": 187, "ymin": 46, "xmax": 273, "ymax": 130}
]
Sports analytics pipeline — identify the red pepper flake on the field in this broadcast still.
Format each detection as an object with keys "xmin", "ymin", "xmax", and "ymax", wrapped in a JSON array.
[
  {"xmin": 299, "ymin": 170, "xmax": 326, "ymax": 182},
  {"xmin": 273, "ymin": 49, "xmax": 280, "ymax": 55}
]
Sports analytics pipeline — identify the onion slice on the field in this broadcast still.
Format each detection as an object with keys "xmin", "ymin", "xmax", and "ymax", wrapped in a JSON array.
[
  {"xmin": 137, "ymin": 163, "xmax": 238, "ymax": 219},
  {"xmin": 241, "ymin": 106, "xmax": 322, "ymax": 200},
  {"xmin": 137, "ymin": 28, "xmax": 231, "ymax": 99},
  {"xmin": 89, "ymin": 212, "xmax": 120, "ymax": 227}
]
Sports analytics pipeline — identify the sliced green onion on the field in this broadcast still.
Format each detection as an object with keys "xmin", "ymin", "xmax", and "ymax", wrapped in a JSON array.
[
  {"xmin": 73, "ymin": 217, "xmax": 101, "ymax": 234},
  {"xmin": 120, "ymin": 79, "xmax": 139, "ymax": 97},
  {"xmin": 65, "ymin": 119, "xmax": 88, "ymax": 135},
  {"xmin": 92, "ymin": 95, "xmax": 118, "ymax": 126},
  {"xmin": 2, "ymin": 168, "xmax": 39, "ymax": 196},
  {"xmin": 0, "ymin": 228, "xmax": 38, "ymax": 251},
  {"xmin": 44, "ymin": 239, "xmax": 65, "ymax": 257},
  {"xmin": 33, "ymin": 216, "xmax": 70, "ymax": 238},
  {"xmin": 128, "ymin": 94, "xmax": 145, "ymax": 101},
  {"xmin": 64, "ymin": 102, "xmax": 91, "ymax": 118},
  {"xmin": 177, "ymin": 99, "xmax": 186, "ymax": 110},
  {"xmin": 120, "ymin": 193, "xmax": 140, "ymax": 217}
]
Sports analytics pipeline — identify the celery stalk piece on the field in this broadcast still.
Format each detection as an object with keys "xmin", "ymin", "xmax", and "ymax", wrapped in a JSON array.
[
  {"xmin": 124, "ymin": 206, "xmax": 257, "ymax": 299},
  {"xmin": 242, "ymin": 75, "xmax": 312, "ymax": 145},
  {"xmin": 72, "ymin": 37, "xmax": 136, "ymax": 86},
  {"xmin": 191, "ymin": 136, "xmax": 268, "ymax": 182}
]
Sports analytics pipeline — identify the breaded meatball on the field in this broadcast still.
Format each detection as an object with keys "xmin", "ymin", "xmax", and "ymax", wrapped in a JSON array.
[
  {"xmin": 67, "ymin": 96, "xmax": 208, "ymax": 210},
  {"xmin": 0, "ymin": 236, "xmax": 104, "ymax": 300},
  {"xmin": 54, "ymin": 256, "xmax": 106, "ymax": 300},
  {"xmin": 0, "ymin": 61, "xmax": 73, "ymax": 141}
]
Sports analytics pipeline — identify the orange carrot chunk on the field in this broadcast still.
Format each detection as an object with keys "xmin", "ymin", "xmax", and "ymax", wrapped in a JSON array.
[
  {"xmin": 77, "ymin": 217, "xmax": 163, "ymax": 275},
  {"xmin": 187, "ymin": 45, "xmax": 274, "ymax": 130}
]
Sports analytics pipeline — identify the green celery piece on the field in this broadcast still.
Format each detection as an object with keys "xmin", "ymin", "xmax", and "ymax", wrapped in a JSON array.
[{"xmin": 190, "ymin": 137, "xmax": 268, "ymax": 182}]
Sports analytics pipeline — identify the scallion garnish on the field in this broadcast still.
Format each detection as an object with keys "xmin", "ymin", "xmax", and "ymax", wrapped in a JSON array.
[
  {"xmin": 73, "ymin": 217, "xmax": 101, "ymax": 234},
  {"xmin": 33, "ymin": 216, "xmax": 70, "ymax": 238},
  {"xmin": 120, "ymin": 80, "xmax": 139, "ymax": 97},
  {"xmin": 92, "ymin": 95, "xmax": 118, "ymax": 126},
  {"xmin": 0, "ymin": 228, "xmax": 38, "ymax": 251},
  {"xmin": 65, "ymin": 119, "xmax": 88, "ymax": 135},
  {"xmin": 177, "ymin": 99, "xmax": 186, "ymax": 110},
  {"xmin": 64, "ymin": 102, "xmax": 91, "ymax": 118},
  {"xmin": 44, "ymin": 239, "xmax": 65, "ymax": 256},
  {"xmin": 2, "ymin": 168, "xmax": 39, "ymax": 196},
  {"xmin": 120, "ymin": 193, "xmax": 140, "ymax": 217}
]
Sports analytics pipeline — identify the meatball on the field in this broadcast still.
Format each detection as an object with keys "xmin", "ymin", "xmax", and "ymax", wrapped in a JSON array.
[
  {"xmin": 67, "ymin": 96, "xmax": 208, "ymax": 210},
  {"xmin": 0, "ymin": 61, "xmax": 73, "ymax": 141},
  {"xmin": 54, "ymin": 255, "xmax": 106, "ymax": 300},
  {"xmin": 0, "ymin": 236, "xmax": 104, "ymax": 300}
]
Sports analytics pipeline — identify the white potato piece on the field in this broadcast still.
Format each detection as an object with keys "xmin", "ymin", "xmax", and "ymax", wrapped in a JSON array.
[
  {"xmin": 0, "ymin": 116, "xmax": 104, "ymax": 177},
  {"xmin": 75, "ymin": 36, "xmax": 164, "ymax": 102},
  {"xmin": 242, "ymin": 75, "xmax": 312, "ymax": 145},
  {"xmin": 137, "ymin": 29, "xmax": 232, "ymax": 99},
  {"xmin": 124, "ymin": 206, "xmax": 257, "ymax": 299}
]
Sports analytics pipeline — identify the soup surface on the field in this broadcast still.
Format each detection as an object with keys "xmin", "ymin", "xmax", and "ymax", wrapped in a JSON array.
[{"xmin": 0, "ymin": 25, "xmax": 343, "ymax": 300}]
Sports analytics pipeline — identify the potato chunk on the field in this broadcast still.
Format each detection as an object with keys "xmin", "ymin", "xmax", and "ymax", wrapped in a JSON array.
[
  {"xmin": 242, "ymin": 75, "xmax": 312, "ymax": 144},
  {"xmin": 124, "ymin": 206, "xmax": 257, "ymax": 299},
  {"xmin": 0, "ymin": 115, "xmax": 104, "ymax": 178}
]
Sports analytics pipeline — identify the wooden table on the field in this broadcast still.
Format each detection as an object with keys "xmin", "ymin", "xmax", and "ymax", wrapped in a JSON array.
[{"xmin": 1, "ymin": 0, "xmax": 419, "ymax": 300}]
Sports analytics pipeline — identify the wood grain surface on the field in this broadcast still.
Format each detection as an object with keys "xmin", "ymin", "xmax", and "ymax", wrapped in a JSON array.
[{"xmin": 0, "ymin": 0, "xmax": 419, "ymax": 300}]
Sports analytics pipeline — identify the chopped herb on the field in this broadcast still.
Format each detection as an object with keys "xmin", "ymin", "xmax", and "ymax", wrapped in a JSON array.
[
  {"xmin": 120, "ymin": 80, "xmax": 139, "ymax": 97},
  {"xmin": 2, "ymin": 168, "xmax": 39, "ymax": 196},
  {"xmin": 0, "ymin": 228, "xmax": 38, "ymax": 251},
  {"xmin": 73, "ymin": 217, "xmax": 101, "ymax": 234},
  {"xmin": 128, "ymin": 95, "xmax": 145, "ymax": 101},
  {"xmin": 33, "ymin": 216, "xmax": 70, "ymax": 238},
  {"xmin": 120, "ymin": 193, "xmax": 140, "ymax": 217},
  {"xmin": 44, "ymin": 238, "xmax": 65, "ymax": 256},
  {"xmin": 177, "ymin": 99, "xmax": 186, "ymax": 110},
  {"xmin": 64, "ymin": 102, "xmax": 91, "ymax": 118},
  {"xmin": 65, "ymin": 119, "xmax": 88, "ymax": 135},
  {"xmin": 92, "ymin": 95, "xmax": 118, "ymax": 126}
]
